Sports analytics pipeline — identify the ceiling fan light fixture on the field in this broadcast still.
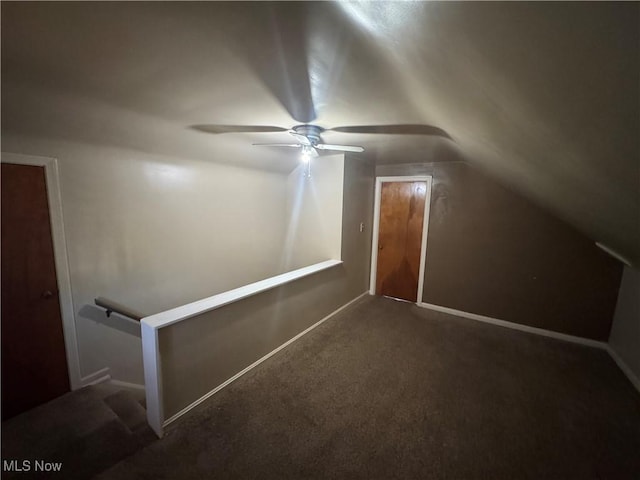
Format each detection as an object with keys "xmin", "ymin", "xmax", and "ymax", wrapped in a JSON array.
[{"xmin": 300, "ymin": 145, "xmax": 313, "ymax": 163}]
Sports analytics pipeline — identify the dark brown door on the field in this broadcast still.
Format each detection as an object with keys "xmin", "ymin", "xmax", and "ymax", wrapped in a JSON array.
[
  {"xmin": 2, "ymin": 163, "xmax": 70, "ymax": 420},
  {"xmin": 375, "ymin": 181, "xmax": 427, "ymax": 302}
]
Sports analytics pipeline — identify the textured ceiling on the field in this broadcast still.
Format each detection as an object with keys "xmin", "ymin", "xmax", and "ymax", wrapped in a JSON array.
[{"xmin": 2, "ymin": 2, "xmax": 638, "ymax": 266}]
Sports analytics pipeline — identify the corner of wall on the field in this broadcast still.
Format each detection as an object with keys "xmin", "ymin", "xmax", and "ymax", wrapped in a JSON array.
[{"xmin": 608, "ymin": 266, "xmax": 640, "ymax": 385}]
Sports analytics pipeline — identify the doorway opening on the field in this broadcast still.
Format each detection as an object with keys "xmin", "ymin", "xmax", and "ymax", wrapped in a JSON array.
[
  {"xmin": 1, "ymin": 153, "xmax": 82, "ymax": 419},
  {"xmin": 369, "ymin": 176, "xmax": 432, "ymax": 304}
]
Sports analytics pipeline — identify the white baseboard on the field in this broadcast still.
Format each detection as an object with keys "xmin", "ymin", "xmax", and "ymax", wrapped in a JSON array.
[
  {"xmin": 80, "ymin": 367, "xmax": 111, "ymax": 387},
  {"xmin": 108, "ymin": 379, "xmax": 146, "ymax": 393},
  {"xmin": 417, "ymin": 302, "xmax": 606, "ymax": 349},
  {"xmin": 416, "ymin": 302, "xmax": 640, "ymax": 394},
  {"xmin": 605, "ymin": 345, "xmax": 640, "ymax": 393},
  {"xmin": 163, "ymin": 291, "xmax": 369, "ymax": 429}
]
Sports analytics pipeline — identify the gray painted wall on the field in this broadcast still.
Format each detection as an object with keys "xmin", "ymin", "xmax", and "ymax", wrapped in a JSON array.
[
  {"xmin": 376, "ymin": 161, "xmax": 622, "ymax": 340},
  {"xmin": 159, "ymin": 156, "xmax": 374, "ymax": 418},
  {"xmin": 609, "ymin": 267, "xmax": 640, "ymax": 381},
  {"xmin": 2, "ymin": 134, "xmax": 289, "ymax": 384}
]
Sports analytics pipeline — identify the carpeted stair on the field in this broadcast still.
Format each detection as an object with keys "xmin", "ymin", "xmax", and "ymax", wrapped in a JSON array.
[{"xmin": 1, "ymin": 384, "xmax": 156, "ymax": 479}]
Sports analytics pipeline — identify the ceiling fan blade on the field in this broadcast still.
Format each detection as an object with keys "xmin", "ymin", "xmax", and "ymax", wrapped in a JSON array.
[
  {"xmin": 328, "ymin": 124, "xmax": 452, "ymax": 139},
  {"xmin": 238, "ymin": 3, "xmax": 317, "ymax": 123},
  {"xmin": 288, "ymin": 131, "xmax": 312, "ymax": 145},
  {"xmin": 252, "ymin": 143, "xmax": 302, "ymax": 148},
  {"xmin": 315, "ymin": 143, "xmax": 364, "ymax": 153},
  {"xmin": 191, "ymin": 125, "xmax": 289, "ymax": 134}
]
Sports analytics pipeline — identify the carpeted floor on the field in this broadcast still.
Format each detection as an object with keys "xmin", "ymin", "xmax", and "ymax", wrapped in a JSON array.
[
  {"xmin": 2, "ymin": 383, "xmax": 155, "ymax": 480},
  {"xmin": 98, "ymin": 296, "xmax": 640, "ymax": 479}
]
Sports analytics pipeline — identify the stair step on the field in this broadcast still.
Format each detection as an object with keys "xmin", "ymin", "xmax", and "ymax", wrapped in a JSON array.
[
  {"xmin": 2, "ymin": 386, "xmax": 120, "ymax": 455},
  {"xmin": 103, "ymin": 391, "xmax": 148, "ymax": 434},
  {"xmin": 1, "ymin": 385, "xmax": 157, "ymax": 479}
]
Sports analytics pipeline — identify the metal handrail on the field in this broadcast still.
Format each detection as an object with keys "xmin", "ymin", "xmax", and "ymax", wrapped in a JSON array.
[{"xmin": 94, "ymin": 297, "xmax": 144, "ymax": 322}]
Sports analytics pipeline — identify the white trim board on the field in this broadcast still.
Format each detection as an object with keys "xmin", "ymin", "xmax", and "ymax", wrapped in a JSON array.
[
  {"xmin": 417, "ymin": 302, "xmax": 640, "ymax": 394},
  {"xmin": 162, "ymin": 292, "xmax": 370, "ymax": 434},
  {"xmin": 1, "ymin": 152, "xmax": 85, "ymax": 390},
  {"xmin": 142, "ymin": 321, "xmax": 163, "ymax": 437},
  {"xmin": 143, "ymin": 259, "xmax": 342, "ymax": 329},
  {"xmin": 369, "ymin": 176, "xmax": 433, "ymax": 303},
  {"xmin": 595, "ymin": 242, "xmax": 632, "ymax": 267},
  {"xmin": 108, "ymin": 379, "xmax": 146, "ymax": 393},
  {"xmin": 417, "ymin": 302, "xmax": 606, "ymax": 348},
  {"xmin": 81, "ymin": 367, "xmax": 111, "ymax": 386}
]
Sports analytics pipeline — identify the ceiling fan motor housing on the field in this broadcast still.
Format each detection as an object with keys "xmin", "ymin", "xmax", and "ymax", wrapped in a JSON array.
[{"xmin": 293, "ymin": 124, "xmax": 325, "ymax": 145}]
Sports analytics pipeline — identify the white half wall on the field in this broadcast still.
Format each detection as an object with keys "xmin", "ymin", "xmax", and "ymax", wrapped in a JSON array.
[
  {"xmin": 608, "ymin": 266, "xmax": 640, "ymax": 382},
  {"xmin": 2, "ymin": 133, "xmax": 289, "ymax": 385}
]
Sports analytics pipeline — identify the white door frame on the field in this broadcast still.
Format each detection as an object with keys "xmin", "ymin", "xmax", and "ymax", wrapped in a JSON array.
[
  {"xmin": 1, "ymin": 152, "xmax": 83, "ymax": 390},
  {"xmin": 369, "ymin": 175, "xmax": 433, "ymax": 303}
]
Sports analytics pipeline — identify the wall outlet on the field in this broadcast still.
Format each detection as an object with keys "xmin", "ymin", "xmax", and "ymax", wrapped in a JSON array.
[{"xmin": 359, "ymin": 222, "xmax": 365, "ymax": 232}]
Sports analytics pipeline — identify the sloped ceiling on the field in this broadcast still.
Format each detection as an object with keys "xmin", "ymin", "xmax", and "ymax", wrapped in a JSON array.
[{"xmin": 2, "ymin": 2, "xmax": 638, "ymax": 267}]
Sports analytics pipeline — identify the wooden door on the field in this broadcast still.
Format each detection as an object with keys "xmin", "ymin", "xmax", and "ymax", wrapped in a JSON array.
[
  {"xmin": 375, "ymin": 181, "xmax": 427, "ymax": 302},
  {"xmin": 1, "ymin": 163, "xmax": 70, "ymax": 420}
]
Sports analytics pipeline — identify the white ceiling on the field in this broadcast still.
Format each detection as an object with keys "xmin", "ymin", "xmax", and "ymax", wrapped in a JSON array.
[{"xmin": 2, "ymin": 2, "xmax": 638, "ymax": 266}]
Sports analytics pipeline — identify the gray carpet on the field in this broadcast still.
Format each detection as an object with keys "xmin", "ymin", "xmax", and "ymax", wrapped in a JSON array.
[
  {"xmin": 99, "ymin": 296, "xmax": 640, "ymax": 479},
  {"xmin": 1, "ymin": 384, "xmax": 156, "ymax": 479}
]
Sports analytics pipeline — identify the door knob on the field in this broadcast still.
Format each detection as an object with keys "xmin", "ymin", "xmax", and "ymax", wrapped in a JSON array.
[{"xmin": 41, "ymin": 290, "xmax": 54, "ymax": 299}]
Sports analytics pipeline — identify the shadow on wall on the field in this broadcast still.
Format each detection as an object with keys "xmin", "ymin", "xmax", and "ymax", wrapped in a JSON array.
[{"xmin": 78, "ymin": 305, "xmax": 142, "ymax": 338}]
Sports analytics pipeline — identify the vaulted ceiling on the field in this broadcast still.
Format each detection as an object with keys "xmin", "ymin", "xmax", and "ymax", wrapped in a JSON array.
[{"xmin": 2, "ymin": 2, "xmax": 638, "ymax": 266}]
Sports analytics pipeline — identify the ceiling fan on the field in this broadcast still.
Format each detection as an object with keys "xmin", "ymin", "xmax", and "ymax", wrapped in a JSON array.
[
  {"xmin": 192, "ymin": 123, "xmax": 452, "ymax": 161},
  {"xmin": 253, "ymin": 124, "xmax": 364, "ymax": 164}
]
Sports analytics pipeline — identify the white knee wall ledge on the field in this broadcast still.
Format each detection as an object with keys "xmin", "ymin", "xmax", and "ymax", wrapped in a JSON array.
[
  {"xmin": 141, "ymin": 260, "xmax": 346, "ymax": 437},
  {"xmin": 417, "ymin": 302, "xmax": 640, "ymax": 394}
]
